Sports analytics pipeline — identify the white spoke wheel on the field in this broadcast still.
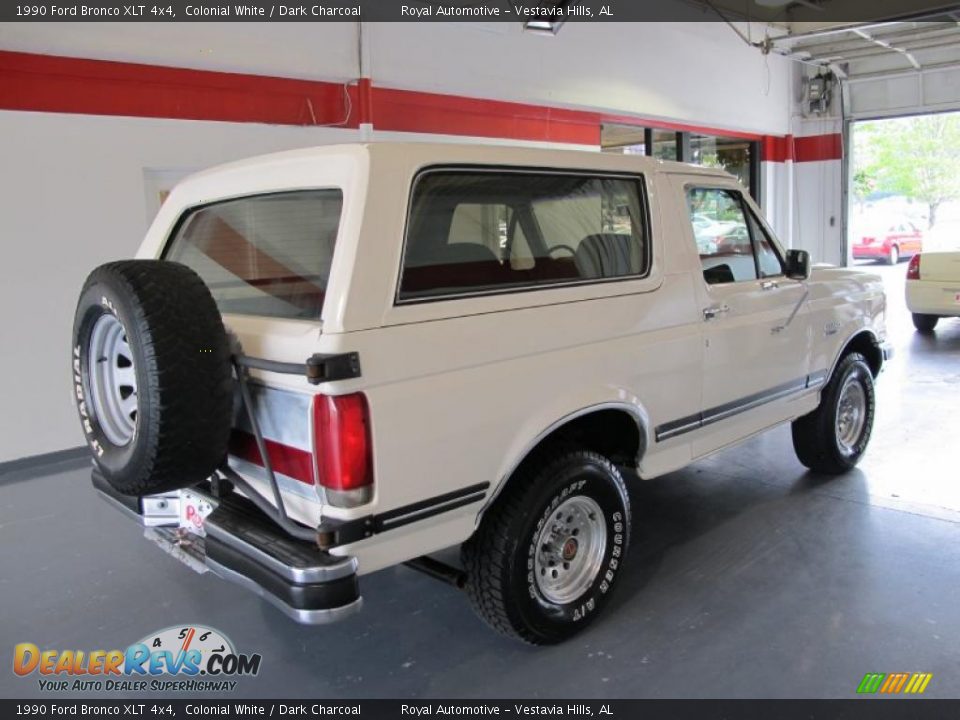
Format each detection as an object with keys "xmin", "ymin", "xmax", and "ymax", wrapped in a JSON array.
[
  {"xmin": 792, "ymin": 352, "xmax": 876, "ymax": 475},
  {"xmin": 462, "ymin": 449, "xmax": 631, "ymax": 645},
  {"xmin": 87, "ymin": 313, "xmax": 138, "ymax": 446}
]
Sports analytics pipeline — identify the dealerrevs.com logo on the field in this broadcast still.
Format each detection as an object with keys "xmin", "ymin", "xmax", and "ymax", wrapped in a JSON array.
[{"xmin": 13, "ymin": 625, "xmax": 262, "ymax": 693}]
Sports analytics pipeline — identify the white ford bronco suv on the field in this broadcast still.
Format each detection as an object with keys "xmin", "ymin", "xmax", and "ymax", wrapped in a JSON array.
[{"xmin": 73, "ymin": 143, "xmax": 891, "ymax": 644}]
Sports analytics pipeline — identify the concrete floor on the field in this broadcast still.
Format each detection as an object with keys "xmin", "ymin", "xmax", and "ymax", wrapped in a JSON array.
[{"xmin": 2, "ymin": 263, "xmax": 959, "ymax": 699}]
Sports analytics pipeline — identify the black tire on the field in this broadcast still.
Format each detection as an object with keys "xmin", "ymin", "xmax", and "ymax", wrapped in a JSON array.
[
  {"xmin": 462, "ymin": 449, "xmax": 631, "ymax": 644},
  {"xmin": 912, "ymin": 313, "xmax": 939, "ymax": 333},
  {"xmin": 72, "ymin": 260, "xmax": 233, "ymax": 496},
  {"xmin": 791, "ymin": 352, "xmax": 875, "ymax": 475},
  {"xmin": 887, "ymin": 245, "xmax": 899, "ymax": 265}
]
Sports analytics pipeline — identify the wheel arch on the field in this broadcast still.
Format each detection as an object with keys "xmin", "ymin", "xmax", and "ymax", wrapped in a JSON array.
[
  {"xmin": 478, "ymin": 402, "xmax": 647, "ymax": 520},
  {"xmin": 832, "ymin": 329, "xmax": 884, "ymax": 378}
]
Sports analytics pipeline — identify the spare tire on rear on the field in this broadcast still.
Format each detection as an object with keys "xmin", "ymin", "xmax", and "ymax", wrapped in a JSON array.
[{"xmin": 72, "ymin": 260, "xmax": 233, "ymax": 496}]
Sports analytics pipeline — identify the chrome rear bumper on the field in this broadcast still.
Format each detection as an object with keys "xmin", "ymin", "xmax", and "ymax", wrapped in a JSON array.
[{"xmin": 92, "ymin": 469, "xmax": 361, "ymax": 625}]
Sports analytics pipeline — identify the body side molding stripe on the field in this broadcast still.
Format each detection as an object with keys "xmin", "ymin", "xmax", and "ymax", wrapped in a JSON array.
[
  {"xmin": 654, "ymin": 370, "xmax": 828, "ymax": 443},
  {"xmin": 317, "ymin": 482, "xmax": 490, "ymax": 547}
]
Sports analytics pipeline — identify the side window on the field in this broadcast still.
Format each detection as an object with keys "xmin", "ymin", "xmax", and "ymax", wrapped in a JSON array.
[
  {"xmin": 399, "ymin": 170, "xmax": 649, "ymax": 301},
  {"xmin": 448, "ymin": 203, "xmax": 509, "ymax": 259},
  {"xmin": 686, "ymin": 187, "xmax": 756, "ymax": 284},
  {"xmin": 744, "ymin": 208, "xmax": 785, "ymax": 278}
]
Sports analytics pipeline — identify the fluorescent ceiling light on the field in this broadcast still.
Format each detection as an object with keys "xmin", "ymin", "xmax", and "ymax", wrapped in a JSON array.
[{"xmin": 524, "ymin": 20, "xmax": 566, "ymax": 35}]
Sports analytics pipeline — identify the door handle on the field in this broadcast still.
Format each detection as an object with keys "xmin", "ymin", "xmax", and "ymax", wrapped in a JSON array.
[
  {"xmin": 760, "ymin": 280, "xmax": 779, "ymax": 291},
  {"xmin": 703, "ymin": 304, "xmax": 730, "ymax": 320}
]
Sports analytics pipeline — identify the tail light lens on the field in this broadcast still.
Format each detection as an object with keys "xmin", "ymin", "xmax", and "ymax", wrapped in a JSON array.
[
  {"xmin": 862, "ymin": 236, "xmax": 875, "ymax": 245},
  {"xmin": 312, "ymin": 393, "xmax": 373, "ymax": 507},
  {"xmin": 907, "ymin": 254, "xmax": 921, "ymax": 280}
]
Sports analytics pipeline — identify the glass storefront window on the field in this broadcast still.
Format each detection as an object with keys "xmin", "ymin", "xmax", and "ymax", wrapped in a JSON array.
[
  {"xmin": 600, "ymin": 123, "xmax": 646, "ymax": 155},
  {"xmin": 691, "ymin": 134, "xmax": 752, "ymax": 189},
  {"xmin": 600, "ymin": 125, "xmax": 758, "ymax": 199},
  {"xmin": 650, "ymin": 129, "xmax": 678, "ymax": 161}
]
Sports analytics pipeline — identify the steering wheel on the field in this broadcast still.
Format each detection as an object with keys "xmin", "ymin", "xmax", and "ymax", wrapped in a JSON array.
[{"xmin": 548, "ymin": 244, "xmax": 578, "ymax": 258}]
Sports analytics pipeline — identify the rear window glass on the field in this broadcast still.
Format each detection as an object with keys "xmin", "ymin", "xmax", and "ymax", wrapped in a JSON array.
[
  {"xmin": 398, "ymin": 170, "xmax": 649, "ymax": 301},
  {"xmin": 164, "ymin": 190, "xmax": 342, "ymax": 320}
]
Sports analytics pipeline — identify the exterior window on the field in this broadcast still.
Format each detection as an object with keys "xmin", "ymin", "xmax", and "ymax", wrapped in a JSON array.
[
  {"xmin": 690, "ymin": 134, "xmax": 753, "ymax": 191},
  {"xmin": 399, "ymin": 170, "xmax": 649, "ymax": 301},
  {"xmin": 744, "ymin": 208, "xmax": 785, "ymax": 278},
  {"xmin": 165, "ymin": 190, "xmax": 342, "ymax": 319},
  {"xmin": 687, "ymin": 187, "xmax": 785, "ymax": 284}
]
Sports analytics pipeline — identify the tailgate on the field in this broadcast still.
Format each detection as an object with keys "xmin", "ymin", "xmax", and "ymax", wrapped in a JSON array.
[{"xmin": 920, "ymin": 252, "xmax": 960, "ymax": 282}]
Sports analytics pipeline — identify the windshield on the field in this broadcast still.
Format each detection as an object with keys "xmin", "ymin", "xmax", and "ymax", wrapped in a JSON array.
[{"xmin": 164, "ymin": 190, "xmax": 343, "ymax": 320}]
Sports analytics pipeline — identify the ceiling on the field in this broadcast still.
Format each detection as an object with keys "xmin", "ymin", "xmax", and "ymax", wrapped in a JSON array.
[
  {"xmin": 684, "ymin": 0, "xmax": 960, "ymax": 81},
  {"xmin": 697, "ymin": 0, "xmax": 960, "ymax": 31}
]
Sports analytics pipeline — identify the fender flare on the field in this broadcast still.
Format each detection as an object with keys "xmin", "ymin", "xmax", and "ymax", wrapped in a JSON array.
[{"xmin": 477, "ymin": 400, "xmax": 649, "ymax": 518}]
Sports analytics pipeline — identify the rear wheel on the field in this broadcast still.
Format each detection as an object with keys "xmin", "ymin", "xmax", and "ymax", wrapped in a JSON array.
[
  {"xmin": 887, "ymin": 245, "xmax": 900, "ymax": 265},
  {"xmin": 462, "ymin": 449, "xmax": 630, "ymax": 644},
  {"xmin": 791, "ymin": 352, "xmax": 875, "ymax": 475},
  {"xmin": 72, "ymin": 260, "xmax": 233, "ymax": 496},
  {"xmin": 912, "ymin": 313, "xmax": 939, "ymax": 333}
]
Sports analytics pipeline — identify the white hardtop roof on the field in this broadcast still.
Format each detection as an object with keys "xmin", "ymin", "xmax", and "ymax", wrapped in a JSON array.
[{"xmin": 183, "ymin": 141, "xmax": 734, "ymax": 184}]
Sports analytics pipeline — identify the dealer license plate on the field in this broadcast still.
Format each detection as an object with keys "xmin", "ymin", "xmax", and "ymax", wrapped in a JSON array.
[{"xmin": 178, "ymin": 490, "xmax": 217, "ymax": 537}]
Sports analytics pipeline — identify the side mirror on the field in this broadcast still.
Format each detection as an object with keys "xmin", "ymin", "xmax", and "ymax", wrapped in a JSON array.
[{"xmin": 785, "ymin": 249, "xmax": 811, "ymax": 280}]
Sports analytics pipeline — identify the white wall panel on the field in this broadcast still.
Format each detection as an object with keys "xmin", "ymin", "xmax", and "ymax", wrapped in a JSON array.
[{"xmin": 0, "ymin": 111, "xmax": 358, "ymax": 462}]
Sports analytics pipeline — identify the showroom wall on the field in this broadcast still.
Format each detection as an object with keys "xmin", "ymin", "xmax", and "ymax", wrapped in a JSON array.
[{"xmin": 0, "ymin": 19, "xmax": 796, "ymax": 463}]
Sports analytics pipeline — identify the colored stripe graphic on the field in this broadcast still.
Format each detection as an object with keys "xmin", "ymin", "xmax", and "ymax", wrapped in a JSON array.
[{"xmin": 857, "ymin": 672, "xmax": 932, "ymax": 695}]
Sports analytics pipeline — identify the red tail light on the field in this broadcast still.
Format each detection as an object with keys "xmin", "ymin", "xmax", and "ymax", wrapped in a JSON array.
[
  {"xmin": 907, "ymin": 254, "xmax": 921, "ymax": 280},
  {"xmin": 312, "ymin": 393, "xmax": 373, "ymax": 506}
]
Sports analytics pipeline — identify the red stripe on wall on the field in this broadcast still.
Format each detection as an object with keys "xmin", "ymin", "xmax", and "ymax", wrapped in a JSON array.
[
  {"xmin": 0, "ymin": 51, "xmax": 842, "ymax": 163},
  {"xmin": 762, "ymin": 134, "xmax": 794, "ymax": 163},
  {"xmin": 371, "ymin": 86, "xmax": 602, "ymax": 145},
  {"xmin": 761, "ymin": 133, "xmax": 842, "ymax": 164},
  {"xmin": 1, "ymin": 50, "xmax": 779, "ymax": 149},
  {"xmin": 794, "ymin": 133, "xmax": 842, "ymax": 162},
  {"xmin": 0, "ymin": 50, "xmax": 359, "ymax": 127}
]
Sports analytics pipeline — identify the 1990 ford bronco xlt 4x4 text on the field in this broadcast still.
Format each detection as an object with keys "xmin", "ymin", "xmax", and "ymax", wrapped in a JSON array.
[{"xmin": 73, "ymin": 143, "xmax": 891, "ymax": 644}]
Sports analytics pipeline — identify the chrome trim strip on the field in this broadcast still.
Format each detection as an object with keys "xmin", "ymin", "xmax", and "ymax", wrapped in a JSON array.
[
  {"xmin": 204, "ymin": 517, "xmax": 357, "ymax": 584},
  {"xmin": 228, "ymin": 457, "xmax": 319, "ymax": 501},
  {"xmin": 654, "ymin": 371, "xmax": 827, "ymax": 442},
  {"xmin": 232, "ymin": 381, "xmax": 312, "ymax": 451},
  {"xmin": 700, "ymin": 380, "xmax": 806, "ymax": 427},
  {"xmin": 205, "ymin": 558, "xmax": 363, "ymax": 626},
  {"xmin": 655, "ymin": 418, "xmax": 702, "ymax": 442}
]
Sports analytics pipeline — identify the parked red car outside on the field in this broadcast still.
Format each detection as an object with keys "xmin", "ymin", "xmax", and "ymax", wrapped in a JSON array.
[{"xmin": 852, "ymin": 220, "xmax": 923, "ymax": 265}]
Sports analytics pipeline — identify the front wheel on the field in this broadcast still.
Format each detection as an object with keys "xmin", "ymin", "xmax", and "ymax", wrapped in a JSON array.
[
  {"xmin": 462, "ymin": 449, "xmax": 631, "ymax": 644},
  {"xmin": 791, "ymin": 352, "xmax": 875, "ymax": 475},
  {"xmin": 913, "ymin": 313, "xmax": 939, "ymax": 333}
]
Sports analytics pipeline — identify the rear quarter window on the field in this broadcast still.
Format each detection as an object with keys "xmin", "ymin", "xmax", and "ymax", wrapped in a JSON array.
[
  {"xmin": 398, "ymin": 169, "xmax": 650, "ymax": 302},
  {"xmin": 164, "ymin": 190, "xmax": 343, "ymax": 320}
]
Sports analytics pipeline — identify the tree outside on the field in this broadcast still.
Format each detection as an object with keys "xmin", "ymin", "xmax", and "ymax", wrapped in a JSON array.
[{"xmin": 852, "ymin": 112, "xmax": 960, "ymax": 229}]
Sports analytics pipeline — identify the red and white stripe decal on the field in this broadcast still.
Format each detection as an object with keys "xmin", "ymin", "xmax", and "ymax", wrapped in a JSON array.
[{"xmin": 229, "ymin": 429, "xmax": 314, "ymax": 486}]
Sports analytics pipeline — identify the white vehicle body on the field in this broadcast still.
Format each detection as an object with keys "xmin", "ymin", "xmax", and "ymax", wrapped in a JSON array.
[
  {"xmin": 83, "ymin": 143, "xmax": 889, "ymax": 633},
  {"xmin": 137, "ymin": 143, "xmax": 888, "ymax": 570},
  {"xmin": 906, "ymin": 251, "xmax": 960, "ymax": 319}
]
